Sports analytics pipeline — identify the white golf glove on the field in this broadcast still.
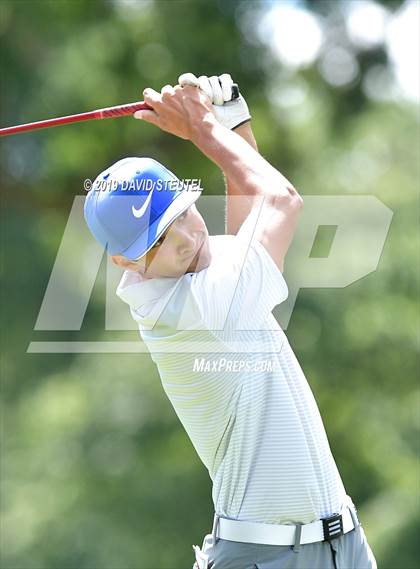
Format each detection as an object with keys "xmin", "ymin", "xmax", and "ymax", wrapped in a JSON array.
[{"xmin": 178, "ymin": 72, "xmax": 251, "ymax": 130}]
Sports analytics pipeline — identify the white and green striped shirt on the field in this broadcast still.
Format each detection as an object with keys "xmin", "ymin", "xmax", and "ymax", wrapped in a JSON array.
[{"xmin": 117, "ymin": 227, "xmax": 347, "ymax": 524}]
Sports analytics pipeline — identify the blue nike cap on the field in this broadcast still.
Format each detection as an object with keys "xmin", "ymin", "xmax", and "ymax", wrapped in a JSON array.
[{"xmin": 84, "ymin": 157, "xmax": 202, "ymax": 260}]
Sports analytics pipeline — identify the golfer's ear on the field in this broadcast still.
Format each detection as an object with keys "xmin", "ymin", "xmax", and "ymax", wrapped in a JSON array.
[
  {"xmin": 111, "ymin": 255, "xmax": 131, "ymax": 269},
  {"xmin": 111, "ymin": 254, "xmax": 146, "ymax": 274}
]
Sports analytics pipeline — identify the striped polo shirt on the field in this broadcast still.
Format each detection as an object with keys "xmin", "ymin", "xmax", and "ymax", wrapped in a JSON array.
[{"xmin": 116, "ymin": 217, "xmax": 347, "ymax": 525}]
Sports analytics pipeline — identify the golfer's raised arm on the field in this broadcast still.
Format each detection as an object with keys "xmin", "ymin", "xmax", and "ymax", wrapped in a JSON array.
[
  {"xmin": 223, "ymin": 122, "xmax": 259, "ymax": 235},
  {"xmin": 193, "ymin": 116, "xmax": 303, "ymax": 272},
  {"xmin": 134, "ymin": 81, "xmax": 303, "ymax": 272}
]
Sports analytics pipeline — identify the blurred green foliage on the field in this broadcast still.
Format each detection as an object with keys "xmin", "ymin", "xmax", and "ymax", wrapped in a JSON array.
[{"xmin": 1, "ymin": 1, "xmax": 418, "ymax": 568}]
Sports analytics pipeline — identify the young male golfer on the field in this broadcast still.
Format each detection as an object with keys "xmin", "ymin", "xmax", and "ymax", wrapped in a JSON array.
[{"xmin": 84, "ymin": 73, "xmax": 377, "ymax": 569}]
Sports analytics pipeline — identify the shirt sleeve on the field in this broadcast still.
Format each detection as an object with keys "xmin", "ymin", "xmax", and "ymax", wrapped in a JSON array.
[{"xmin": 189, "ymin": 235, "xmax": 288, "ymax": 332}]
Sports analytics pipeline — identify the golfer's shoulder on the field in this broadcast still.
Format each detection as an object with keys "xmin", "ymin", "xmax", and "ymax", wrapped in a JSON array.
[
  {"xmin": 212, "ymin": 232, "xmax": 280, "ymax": 268},
  {"xmin": 208, "ymin": 233, "xmax": 255, "ymax": 268},
  {"xmin": 187, "ymin": 232, "xmax": 288, "ymax": 329},
  {"xmin": 194, "ymin": 233, "xmax": 282, "ymax": 287}
]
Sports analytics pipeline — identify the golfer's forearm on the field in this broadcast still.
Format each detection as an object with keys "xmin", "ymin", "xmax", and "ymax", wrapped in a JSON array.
[
  {"xmin": 191, "ymin": 118, "xmax": 295, "ymax": 201},
  {"xmin": 225, "ymin": 122, "xmax": 259, "ymax": 183},
  {"xmin": 232, "ymin": 122, "xmax": 258, "ymax": 151},
  {"xmin": 223, "ymin": 122, "xmax": 258, "ymax": 234}
]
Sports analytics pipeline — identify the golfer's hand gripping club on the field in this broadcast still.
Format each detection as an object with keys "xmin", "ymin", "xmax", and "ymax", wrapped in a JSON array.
[
  {"xmin": 133, "ymin": 73, "xmax": 248, "ymax": 139},
  {"xmin": 178, "ymin": 73, "xmax": 251, "ymax": 130}
]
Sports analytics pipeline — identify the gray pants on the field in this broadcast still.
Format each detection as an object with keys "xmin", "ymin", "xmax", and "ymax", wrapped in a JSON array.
[{"xmin": 193, "ymin": 503, "xmax": 377, "ymax": 569}]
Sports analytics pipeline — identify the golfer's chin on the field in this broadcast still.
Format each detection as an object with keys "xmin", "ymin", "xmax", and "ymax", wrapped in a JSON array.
[{"xmin": 187, "ymin": 256, "xmax": 211, "ymax": 274}]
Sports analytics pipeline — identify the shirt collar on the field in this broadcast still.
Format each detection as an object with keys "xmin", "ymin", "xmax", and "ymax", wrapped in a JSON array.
[{"xmin": 116, "ymin": 269, "xmax": 179, "ymax": 310}]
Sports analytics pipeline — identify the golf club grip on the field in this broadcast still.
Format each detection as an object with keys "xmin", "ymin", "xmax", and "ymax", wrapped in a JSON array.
[
  {"xmin": 99, "ymin": 84, "xmax": 239, "ymax": 117},
  {"xmin": 97, "ymin": 102, "xmax": 151, "ymax": 118},
  {"xmin": 0, "ymin": 84, "xmax": 240, "ymax": 136}
]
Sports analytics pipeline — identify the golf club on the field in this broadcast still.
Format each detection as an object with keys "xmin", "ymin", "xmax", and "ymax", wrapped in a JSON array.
[{"xmin": 0, "ymin": 84, "xmax": 239, "ymax": 137}]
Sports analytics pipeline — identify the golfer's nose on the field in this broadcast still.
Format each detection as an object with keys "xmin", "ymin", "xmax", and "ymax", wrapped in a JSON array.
[
  {"xmin": 179, "ymin": 238, "xmax": 196, "ymax": 256},
  {"xmin": 178, "ymin": 230, "xmax": 197, "ymax": 257}
]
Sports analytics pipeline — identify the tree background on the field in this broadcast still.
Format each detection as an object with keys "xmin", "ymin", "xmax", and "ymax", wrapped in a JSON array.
[{"xmin": 1, "ymin": 1, "xmax": 418, "ymax": 568}]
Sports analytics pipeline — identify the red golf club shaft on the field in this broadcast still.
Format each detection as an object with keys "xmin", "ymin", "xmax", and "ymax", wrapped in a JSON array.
[
  {"xmin": 0, "ymin": 101, "xmax": 151, "ymax": 137},
  {"xmin": 0, "ymin": 84, "xmax": 240, "ymax": 137}
]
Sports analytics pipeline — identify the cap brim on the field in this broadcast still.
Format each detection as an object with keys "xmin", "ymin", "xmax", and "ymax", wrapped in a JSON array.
[{"xmin": 120, "ymin": 188, "xmax": 202, "ymax": 261}]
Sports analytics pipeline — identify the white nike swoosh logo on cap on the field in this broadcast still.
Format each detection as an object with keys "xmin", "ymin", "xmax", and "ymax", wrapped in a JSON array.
[{"xmin": 132, "ymin": 188, "xmax": 154, "ymax": 218}]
